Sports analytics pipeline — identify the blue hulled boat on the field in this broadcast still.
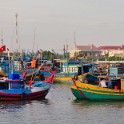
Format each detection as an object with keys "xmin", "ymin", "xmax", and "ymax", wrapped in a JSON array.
[{"xmin": 0, "ymin": 73, "xmax": 54, "ymax": 101}]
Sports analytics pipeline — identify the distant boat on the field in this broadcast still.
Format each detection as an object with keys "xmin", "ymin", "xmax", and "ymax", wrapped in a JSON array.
[
  {"xmin": 42, "ymin": 59, "xmax": 88, "ymax": 83},
  {"xmin": 0, "ymin": 55, "xmax": 38, "ymax": 80},
  {"xmin": 95, "ymin": 61, "xmax": 124, "ymax": 78},
  {"xmin": 0, "ymin": 73, "xmax": 54, "ymax": 101}
]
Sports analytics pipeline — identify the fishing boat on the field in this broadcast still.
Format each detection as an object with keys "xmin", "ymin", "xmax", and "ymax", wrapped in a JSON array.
[
  {"xmin": 0, "ymin": 62, "xmax": 37, "ymax": 80},
  {"xmin": 0, "ymin": 55, "xmax": 40, "ymax": 81},
  {"xmin": 71, "ymin": 74, "xmax": 124, "ymax": 101},
  {"xmin": 42, "ymin": 70, "xmax": 87, "ymax": 83},
  {"xmin": 53, "ymin": 73, "xmax": 87, "ymax": 83},
  {"xmin": 0, "ymin": 14, "xmax": 40, "ymax": 79},
  {"xmin": 95, "ymin": 61, "xmax": 124, "ymax": 78},
  {"xmin": 0, "ymin": 73, "xmax": 54, "ymax": 101},
  {"xmin": 42, "ymin": 59, "xmax": 89, "ymax": 83}
]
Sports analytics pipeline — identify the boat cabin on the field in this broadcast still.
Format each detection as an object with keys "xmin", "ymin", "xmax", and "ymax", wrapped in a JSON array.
[
  {"xmin": 109, "ymin": 67, "xmax": 124, "ymax": 76},
  {"xmin": 82, "ymin": 64, "xmax": 93, "ymax": 73},
  {"xmin": 59, "ymin": 59, "xmax": 81, "ymax": 75},
  {"xmin": 83, "ymin": 73, "xmax": 121, "ymax": 90},
  {"xmin": 0, "ymin": 73, "xmax": 24, "ymax": 90},
  {"xmin": 97, "ymin": 76, "xmax": 121, "ymax": 89},
  {"xmin": 108, "ymin": 78, "xmax": 121, "ymax": 89}
]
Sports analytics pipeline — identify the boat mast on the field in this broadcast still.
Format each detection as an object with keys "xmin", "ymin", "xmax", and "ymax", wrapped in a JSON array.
[
  {"xmin": 74, "ymin": 32, "xmax": 77, "ymax": 61},
  {"xmin": 15, "ymin": 13, "xmax": 18, "ymax": 45},
  {"xmin": 65, "ymin": 42, "xmax": 69, "ymax": 76},
  {"xmin": 32, "ymin": 28, "xmax": 36, "ymax": 52},
  {"xmin": 15, "ymin": 13, "xmax": 20, "ymax": 51}
]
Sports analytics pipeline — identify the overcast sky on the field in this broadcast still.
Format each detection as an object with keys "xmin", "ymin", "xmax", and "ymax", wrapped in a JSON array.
[{"xmin": 0, "ymin": 0, "xmax": 124, "ymax": 53}]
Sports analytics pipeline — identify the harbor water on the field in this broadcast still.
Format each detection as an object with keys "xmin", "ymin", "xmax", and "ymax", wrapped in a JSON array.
[{"xmin": 1, "ymin": 83, "xmax": 124, "ymax": 124}]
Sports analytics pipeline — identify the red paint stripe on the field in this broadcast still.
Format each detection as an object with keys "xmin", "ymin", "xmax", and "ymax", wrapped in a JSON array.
[
  {"xmin": 0, "ymin": 89, "xmax": 49, "ymax": 101},
  {"xmin": 0, "ymin": 92, "xmax": 20, "ymax": 96},
  {"xmin": 5, "ymin": 80, "xmax": 21, "ymax": 83},
  {"xmin": 72, "ymin": 78, "xmax": 89, "ymax": 100}
]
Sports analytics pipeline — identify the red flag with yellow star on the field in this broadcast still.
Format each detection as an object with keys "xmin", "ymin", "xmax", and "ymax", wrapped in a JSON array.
[{"xmin": 0, "ymin": 45, "xmax": 6, "ymax": 52}]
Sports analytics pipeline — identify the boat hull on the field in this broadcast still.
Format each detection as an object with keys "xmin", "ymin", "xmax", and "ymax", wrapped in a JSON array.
[
  {"xmin": 0, "ymin": 89, "xmax": 49, "ymax": 101},
  {"xmin": 0, "ymin": 73, "xmax": 54, "ymax": 101},
  {"xmin": 71, "ymin": 80, "xmax": 124, "ymax": 101},
  {"xmin": 54, "ymin": 73, "xmax": 87, "ymax": 83},
  {"xmin": 71, "ymin": 86, "xmax": 85, "ymax": 99}
]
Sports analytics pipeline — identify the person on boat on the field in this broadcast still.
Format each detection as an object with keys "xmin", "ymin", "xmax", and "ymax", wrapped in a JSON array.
[
  {"xmin": 83, "ymin": 73, "xmax": 98, "ymax": 84},
  {"xmin": 99, "ymin": 78, "xmax": 107, "ymax": 88},
  {"xmin": 31, "ymin": 58, "xmax": 37, "ymax": 69},
  {"xmin": 107, "ymin": 78, "xmax": 113, "ymax": 89}
]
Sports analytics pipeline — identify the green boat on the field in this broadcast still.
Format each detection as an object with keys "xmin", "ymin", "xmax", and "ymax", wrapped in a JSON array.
[{"xmin": 71, "ymin": 77, "xmax": 124, "ymax": 101}]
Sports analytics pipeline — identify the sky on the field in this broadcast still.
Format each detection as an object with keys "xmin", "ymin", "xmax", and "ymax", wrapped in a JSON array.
[{"xmin": 0, "ymin": 0, "xmax": 124, "ymax": 53}]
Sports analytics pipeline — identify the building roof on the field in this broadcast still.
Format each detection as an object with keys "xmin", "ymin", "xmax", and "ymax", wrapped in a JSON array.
[
  {"xmin": 76, "ymin": 44, "xmax": 99, "ymax": 51},
  {"xmin": 98, "ymin": 45, "xmax": 124, "ymax": 50}
]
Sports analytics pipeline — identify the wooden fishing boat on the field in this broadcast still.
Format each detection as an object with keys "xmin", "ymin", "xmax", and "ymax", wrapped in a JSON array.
[
  {"xmin": 71, "ymin": 76, "xmax": 124, "ymax": 101},
  {"xmin": 42, "ymin": 59, "xmax": 89, "ymax": 83},
  {"xmin": 42, "ymin": 69, "xmax": 88, "ymax": 83},
  {"xmin": 95, "ymin": 61, "xmax": 124, "ymax": 79},
  {"xmin": 0, "ymin": 68, "xmax": 36, "ymax": 80},
  {"xmin": 0, "ymin": 57, "xmax": 39, "ymax": 80},
  {"xmin": 0, "ymin": 73, "xmax": 54, "ymax": 101},
  {"xmin": 53, "ymin": 73, "xmax": 87, "ymax": 83}
]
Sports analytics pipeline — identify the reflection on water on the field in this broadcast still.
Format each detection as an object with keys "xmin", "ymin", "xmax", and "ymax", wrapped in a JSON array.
[
  {"xmin": 0, "ymin": 84, "xmax": 124, "ymax": 124},
  {"xmin": 0, "ymin": 101, "xmax": 26, "ymax": 111},
  {"xmin": 72, "ymin": 99, "xmax": 124, "ymax": 108},
  {"xmin": 0, "ymin": 99, "xmax": 51, "ymax": 111}
]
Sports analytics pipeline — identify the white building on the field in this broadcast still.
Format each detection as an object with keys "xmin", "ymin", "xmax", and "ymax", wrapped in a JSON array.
[{"xmin": 98, "ymin": 45, "xmax": 124, "ymax": 57}]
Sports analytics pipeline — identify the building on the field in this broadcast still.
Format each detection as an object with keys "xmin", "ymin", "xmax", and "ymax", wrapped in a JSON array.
[
  {"xmin": 98, "ymin": 45, "xmax": 124, "ymax": 57},
  {"xmin": 69, "ymin": 44, "xmax": 101, "ymax": 58}
]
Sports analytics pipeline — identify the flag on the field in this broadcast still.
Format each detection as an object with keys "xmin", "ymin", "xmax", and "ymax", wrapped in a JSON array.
[{"xmin": 0, "ymin": 45, "xmax": 6, "ymax": 52}]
